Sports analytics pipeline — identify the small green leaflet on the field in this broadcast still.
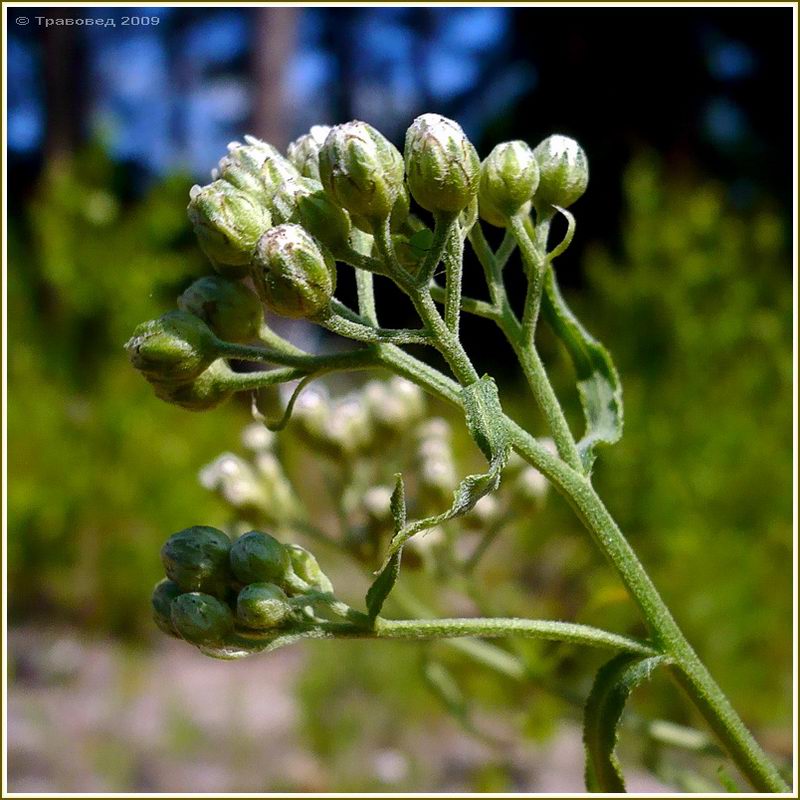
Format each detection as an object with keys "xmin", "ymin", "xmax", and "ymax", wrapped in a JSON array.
[
  {"xmin": 408, "ymin": 228, "xmax": 434, "ymax": 257},
  {"xmin": 541, "ymin": 265, "xmax": 623, "ymax": 473},
  {"xmin": 365, "ymin": 474, "xmax": 406, "ymax": 619},
  {"xmin": 583, "ymin": 653, "xmax": 666, "ymax": 792},
  {"xmin": 377, "ymin": 376, "xmax": 511, "ymax": 572}
]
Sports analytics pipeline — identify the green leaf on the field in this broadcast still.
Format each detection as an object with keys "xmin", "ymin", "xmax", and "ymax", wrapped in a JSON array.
[
  {"xmin": 541, "ymin": 265, "xmax": 623, "ymax": 472},
  {"xmin": 583, "ymin": 653, "xmax": 666, "ymax": 792},
  {"xmin": 380, "ymin": 376, "xmax": 510, "ymax": 567},
  {"xmin": 365, "ymin": 474, "xmax": 405, "ymax": 619},
  {"xmin": 409, "ymin": 228, "xmax": 434, "ymax": 256}
]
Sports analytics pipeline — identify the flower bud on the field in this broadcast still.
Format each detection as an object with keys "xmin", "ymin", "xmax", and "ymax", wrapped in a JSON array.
[
  {"xmin": 478, "ymin": 140, "xmax": 539, "ymax": 227},
  {"xmin": 285, "ymin": 544, "xmax": 334, "ymax": 593},
  {"xmin": 404, "ymin": 114, "xmax": 480, "ymax": 214},
  {"xmin": 287, "ymin": 125, "xmax": 331, "ymax": 180},
  {"xmin": 252, "ymin": 224, "xmax": 336, "ymax": 319},
  {"xmin": 149, "ymin": 359, "xmax": 234, "ymax": 412},
  {"xmin": 319, "ymin": 121, "xmax": 404, "ymax": 221},
  {"xmin": 151, "ymin": 579, "xmax": 183, "ymax": 637},
  {"xmin": 171, "ymin": 592, "xmax": 234, "ymax": 645},
  {"xmin": 161, "ymin": 525, "xmax": 232, "ymax": 596},
  {"xmin": 532, "ymin": 134, "xmax": 589, "ymax": 210},
  {"xmin": 178, "ymin": 276, "xmax": 264, "ymax": 343},
  {"xmin": 229, "ymin": 530, "xmax": 291, "ymax": 586},
  {"xmin": 126, "ymin": 310, "xmax": 219, "ymax": 382},
  {"xmin": 187, "ymin": 181, "xmax": 271, "ymax": 277},
  {"xmin": 236, "ymin": 582, "xmax": 291, "ymax": 629},
  {"xmin": 215, "ymin": 138, "xmax": 282, "ymax": 203},
  {"xmin": 277, "ymin": 177, "xmax": 352, "ymax": 255}
]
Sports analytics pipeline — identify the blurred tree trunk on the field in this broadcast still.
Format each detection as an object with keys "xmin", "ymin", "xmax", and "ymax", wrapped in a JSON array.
[
  {"xmin": 250, "ymin": 7, "xmax": 299, "ymax": 149},
  {"xmin": 41, "ymin": 10, "xmax": 87, "ymax": 165}
]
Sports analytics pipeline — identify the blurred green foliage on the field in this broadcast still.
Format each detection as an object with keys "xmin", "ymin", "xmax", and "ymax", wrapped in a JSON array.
[
  {"xmin": 7, "ymin": 148, "xmax": 791, "ymax": 790},
  {"xmin": 8, "ymin": 147, "xmax": 248, "ymax": 635}
]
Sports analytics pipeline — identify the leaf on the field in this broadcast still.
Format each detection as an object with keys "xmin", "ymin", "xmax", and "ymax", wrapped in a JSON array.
[
  {"xmin": 541, "ymin": 265, "xmax": 623, "ymax": 472},
  {"xmin": 365, "ymin": 475, "xmax": 405, "ymax": 619},
  {"xmin": 583, "ymin": 653, "xmax": 666, "ymax": 792},
  {"xmin": 380, "ymin": 376, "xmax": 510, "ymax": 567},
  {"xmin": 409, "ymin": 228, "xmax": 434, "ymax": 256}
]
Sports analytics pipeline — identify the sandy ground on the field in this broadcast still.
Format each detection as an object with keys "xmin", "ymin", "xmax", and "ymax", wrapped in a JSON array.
[{"xmin": 7, "ymin": 625, "xmax": 672, "ymax": 793}]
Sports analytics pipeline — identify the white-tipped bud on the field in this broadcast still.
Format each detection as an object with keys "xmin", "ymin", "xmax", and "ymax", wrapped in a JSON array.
[
  {"xmin": 532, "ymin": 134, "xmax": 589, "ymax": 211},
  {"xmin": 287, "ymin": 125, "xmax": 332, "ymax": 181},
  {"xmin": 404, "ymin": 114, "xmax": 480, "ymax": 214}
]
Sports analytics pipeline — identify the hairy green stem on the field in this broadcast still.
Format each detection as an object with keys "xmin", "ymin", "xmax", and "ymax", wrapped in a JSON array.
[
  {"xmin": 245, "ymin": 617, "xmax": 656, "ymax": 655},
  {"xmin": 443, "ymin": 225, "xmax": 465, "ymax": 335},
  {"xmin": 355, "ymin": 269, "xmax": 379, "ymax": 325},
  {"xmin": 371, "ymin": 340, "xmax": 787, "ymax": 792}
]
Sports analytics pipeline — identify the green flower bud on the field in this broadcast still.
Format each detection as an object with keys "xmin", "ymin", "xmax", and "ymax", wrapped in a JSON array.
[
  {"xmin": 126, "ymin": 310, "xmax": 219, "ymax": 382},
  {"xmin": 188, "ymin": 180, "xmax": 271, "ymax": 277},
  {"xmin": 171, "ymin": 592, "xmax": 234, "ymax": 645},
  {"xmin": 229, "ymin": 530, "xmax": 291, "ymax": 586},
  {"xmin": 276, "ymin": 177, "xmax": 352, "ymax": 256},
  {"xmin": 404, "ymin": 114, "xmax": 480, "ymax": 214},
  {"xmin": 161, "ymin": 525, "xmax": 232, "ymax": 596},
  {"xmin": 259, "ymin": 152, "xmax": 302, "ymax": 222},
  {"xmin": 178, "ymin": 275, "xmax": 263, "ymax": 343},
  {"xmin": 286, "ymin": 544, "xmax": 334, "ymax": 593},
  {"xmin": 287, "ymin": 125, "xmax": 331, "ymax": 180},
  {"xmin": 319, "ymin": 121, "xmax": 404, "ymax": 221},
  {"xmin": 214, "ymin": 138, "xmax": 281, "ymax": 202},
  {"xmin": 236, "ymin": 582, "xmax": 291, "ymax": 629},
  {"xmin": 151, "ymin": 579, "xmax": 183, "ymax": 637},
  {"xmin": 252, "ymin": 224, "xmax": 336, "ymax": 319},
  {"xmin": 149, "ymin": 359, "xmax": 234, "ymax": 412},
  {"xmin": 532, "ymin": 134, "xmax": 589, "ymax": 211},
  {"xmin": 478, "ymin": 140, "xmax": 540, "ymax": 227}
]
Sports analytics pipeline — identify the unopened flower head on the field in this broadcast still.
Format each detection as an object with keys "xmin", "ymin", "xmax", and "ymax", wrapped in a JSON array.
[
  {"xmin": 178, "ymin": 275, "xmax": 263, "ymax": 344},
  {"xmin": 215, "ymin": 138, "xmax": 282, "ymax": 202},
  {"xmin": 126, "ymin": 310, "xmax": 220, "ymax": 382},
  {"xmin": 479, "ymin": 140, "xmax": 540, "ymax": 227},
  {"xmin": 171, "ymin": 592, "xmax": 234, "ymax": 645},
  {"xmin": 149, "ymin": 359, "xmax": 235, "ymax": 412},
  {"xmin": 287, "ymin": 125, "xmax": 332, "ymax": 181},
  {"xmin": 277, "ymin": 176, "xmax": 352, "ymax": 256},
  {"xmin": 236, "ymin": 582, "xmax": 291, "ymax": 629},
  {"xmin": 187, "ymin": 181, "xmax": 271, "ymax": 276},
  {"xmin": 318, "ymin": 121, "xmax": 405, "ymax": 222},
  {"xmin": 252, "ymin": 224, "xmax": 337, "ymax": 319},
  {"xmin": 404, "ymin": 114, "xmax": 480, "ymax": 214},
  {"xmin": 532, "ymin": 134, "xmax": 589, "ymax": 211}
]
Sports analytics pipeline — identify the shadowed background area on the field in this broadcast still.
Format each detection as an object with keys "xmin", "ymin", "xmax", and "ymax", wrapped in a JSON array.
[{"xmin": 6, "ymin": 5, "xmax": 793, "ymax": 793}]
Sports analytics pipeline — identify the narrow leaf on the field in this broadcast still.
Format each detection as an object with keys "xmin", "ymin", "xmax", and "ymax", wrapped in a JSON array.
[
  {"xmin": 583, "ymin": 653, "xmax": 666, "ymax": 792},
  {"xmin": 380, "ymin": 376, "xmax": 510, "ymax": 566},
  {"xmin": 541, "ymin": 265, "xmax": 623, "ymax": 472},
  {"xmin": 365, "ymin": 474, "xmax": 405, "ymax": 619}
]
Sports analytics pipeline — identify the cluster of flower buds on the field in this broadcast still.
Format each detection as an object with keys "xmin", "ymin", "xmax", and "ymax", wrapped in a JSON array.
[
  {"xmin": 128, "ymin": 115, "xmax": 589, "ymax": 410},
  {"xmin": 478, "ymin": 133, "xmax": 588, "ymax": 227},
  {"xmin": 152, "ymin": 525, "xmax": 334, "ymax": 648}
]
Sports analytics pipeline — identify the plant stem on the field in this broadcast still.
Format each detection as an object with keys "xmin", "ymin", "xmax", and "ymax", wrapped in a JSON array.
[
  {"xmin": 372, "ymin": 343, "xmax": 788, "ymax": 792},
  {"xmin": 443, "ymin": 225, "xmax": 464, "ymax": 335},
  {"xmin": 245, "ymin": 617, "xmax": 656, "ymax": 655},
  {"xmin": 507, "ymin": 425, "xmax": 789, "ymax": 793},
  {"xmin": 355, "ymin": 268, "xmax": 379, "ymax": 325}
]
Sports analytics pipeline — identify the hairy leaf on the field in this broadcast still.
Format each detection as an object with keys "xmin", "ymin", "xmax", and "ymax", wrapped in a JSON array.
[
  {"xmin": 583, "ymin": 653, "xmax": 666, "ymax": 792},
  {"xmin": 541, "ymin": 265, "xmax": 623, "ymax": 472},
  {"xmin": 365, "ymin": 474, "xmax": 406, "ymax": 619},
  {"xmin": 379, "ymin": 377, "xmax": 510, "ymax": 568}
]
